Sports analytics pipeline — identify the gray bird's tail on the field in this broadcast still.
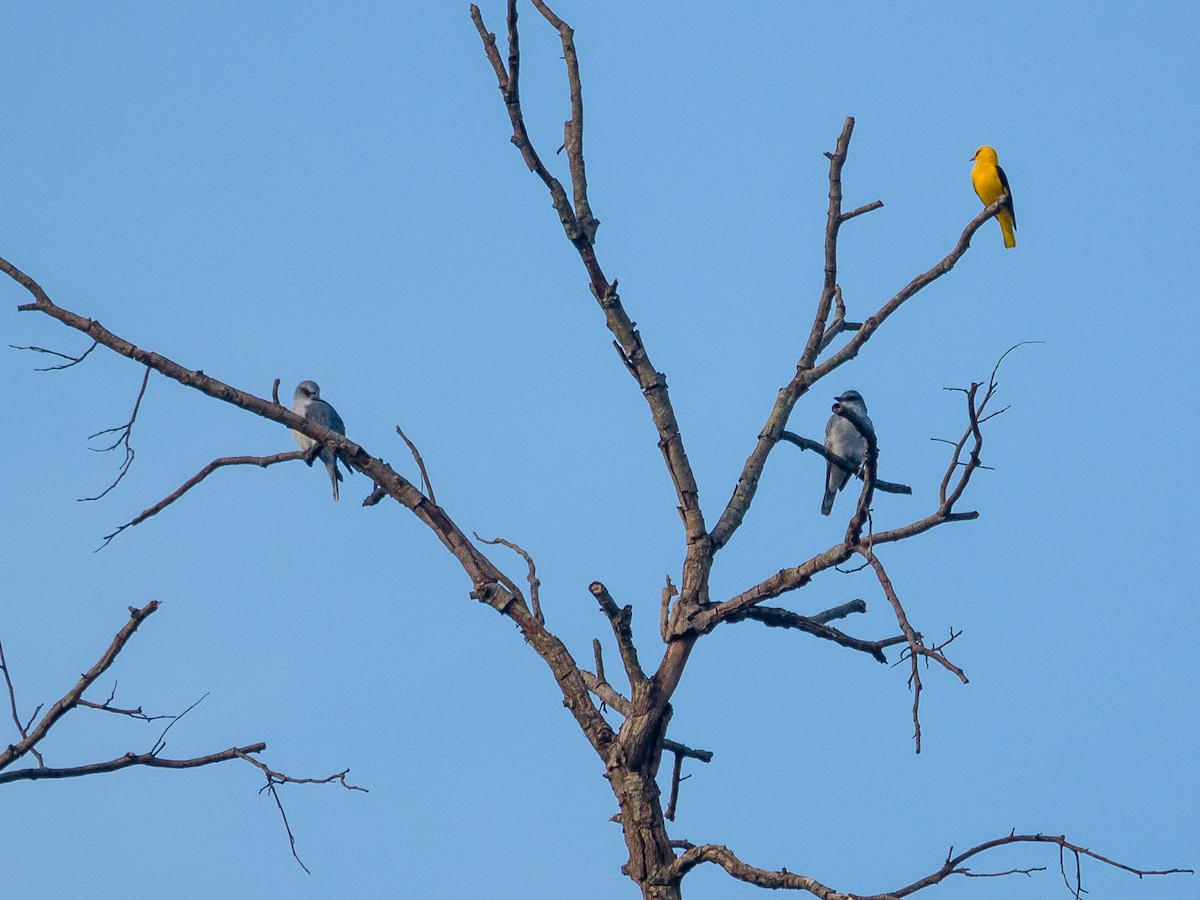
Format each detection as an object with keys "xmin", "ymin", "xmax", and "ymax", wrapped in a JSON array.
[
  {"xmin": 821, "ymin": 486, "xmax": 836, "ymax": 516},
  {"xmin": 326, "ymin": 460, "xmax": 342, "ymax": 502}
]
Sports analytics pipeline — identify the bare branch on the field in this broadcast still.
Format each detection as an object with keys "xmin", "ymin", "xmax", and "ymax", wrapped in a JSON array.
[
  {"xmin": 802, "ymin": 118, "xmax": 865, "ymax": 368},
  {"xmin": 470, "ymin": 1, "xmax": 579, "ymax": 241},
  {"xmin": 475, "ymin": 533, "xmax": 541, "ymax": 624},
  {"xmin": 663, "ymin": 739, "xmax": 712, "ymax": 765},
  {"xmin": 663, "ymin": 750, "xmax": 684, "ymax": 821},
  {"xmin": 235, "ymin": 749, "xmax": 368, "ymax": 874},
  {"xmin": 580, "ymin": 668, "xmax": 627, "ymax": 715},
  {"xmin": 778, "ymin": 430, "xmax": 911, "ymax": 495},
  {"xmin": 396, "ymin": 424, "xmax": 437, "ymax": 505},
  {"xmin": 660, "ymin": 575, "xmax": 677, "ymax": 643},
  {"xmin": 671, "ymin": 833, "xmax": 1190, "ymax": 898},
  {"xmin": 471, "ymin": 2, "xmax": 707, "ymax": 574},
  {"xmin": 11, "ymin": 339, "xmax": 99, "ymax": 370},
  {"xmin": 587, "ymin": 582, "xmax": 645, "ymax": 685},
  {"xmin": 592, "ymin": 640, "xmax": 606, "ymax": 688},
  {"xmin": 530, "ymin": 0, "xmax": 598, "ymax": 241},
  {"xmin": 808, "ymin": 599, "xmax": 866, "ymax": 624},
  {"xmin": 0, "ymin": 636, "xmax": 43, "ymax": 766},
  {"xmin": 857, "ymin": 832, "xmax": 1194, "ymax": 899},
  {"xmin": 817, "ymin": 286, "xmax": 864, "ymax": 353},
  {"xmin": 859, "ymin": 547, "xmax": 967, "ymax": 753},
  {"xmin": 838, "ymin": 199, "xmax": 884, "ymax": 223},
  {"xmin": 671, "ymin": 843, "xmax": 852, "ymax": 897},
  {"xmin": 150, "ymin": 692, "xmax": 209, "ymax": 757},
  {"xmin": 77, "ymin": 690, "xmax": 174, "ymax": 723},
  {"xmin": 98, "ymin": 450, "xmax": 312, "ymax": 549},
  {"xmin": 80, "ymin": 367, "xmax": 151, "ymax": 502},
  {"xmin": 0, "ymin": 743, "xmax": 267, "ymax": 785},
  {"xmin": 722, "ymin": 604, "xmax": 893, "ymax": 663}
]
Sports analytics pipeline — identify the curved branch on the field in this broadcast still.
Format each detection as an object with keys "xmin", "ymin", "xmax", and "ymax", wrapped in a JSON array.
[
  {"xmin": 671, "ymin": 843, "xmax": 851, "ymax": 898},
  {"xmin": 476, "ymin": 533, "xmax": 542, "ymax": 624},
  {"xmin": 859, "ymin": 832, "xmax": 1193, "ymax": 899},
  {"xmin": 778, "ymin": 431, "xmax": 911, "ymax": 496},
  {"xmin": 80, "ymin": 367, "xmax": 151, "ymax": 502},
  {"xmin": 0, "ymin": 744, "xmax": 266, "ymax": 785},
  {"xmin": 671, "ymin": 833, "xmax": 1191, "ymax": 899},
  {"xmin": 722, "ymin": 604, "xmax": 896, "ymax": 663},
  {"xmin": 397, "ymin": 424, "xmax": 437, "ymax": 505},
  {"xmin": 12, "ymin": 339, "xmax": 99, "ymax": 370},
  {"xmin": 99, "ymin": 450, "xmax": 311, "ymax": 549}
]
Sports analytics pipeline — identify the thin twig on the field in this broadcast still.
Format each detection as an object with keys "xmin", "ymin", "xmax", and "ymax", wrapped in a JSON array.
[
  {"xmin": 396, "ymin": 425, "xmax": 437, "ymax": 504},
  {"xmin": 80, "ymin": 367, "xmax": 151, "ymax": 501},
  {"xmin": 859, "ymin": 547, "xmax": 967, "ymax": 753},
  {"xmin": 150, "ymin": 693, "xmax": 209, "ymax": 756},
  {"xmin": 77, "ymin": 694, "xmax": 174, "ymax": 723},
  {"xmin": 0, "ymin": 636, "xmax": 43, "ymax": 766},
  {"xmin": 475, "ymin": 533, "xmax": 541, "ymax": 624},
  {"xmin": 234, "ymin": 749, "xmax": 367, "ymax": 875},
  {"xmin": 11, "ymin": 340, "xmax": 99, "ymax": 370},
  {"xmin": 863, "ymin": 832, "xmax": 1194, "ymax": 898},
  {"xmin": 97, "ymin": 450, "xmax": 312, "ymax": 549}
]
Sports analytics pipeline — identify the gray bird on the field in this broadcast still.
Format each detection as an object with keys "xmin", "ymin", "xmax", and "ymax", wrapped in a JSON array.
[
  {"xmin": 821, "ymin": 390, "xmax": 872, "ymax": 516},
  {"xmin": 292, "ymin": 380, "xmax": 348, "ymax": 502}
]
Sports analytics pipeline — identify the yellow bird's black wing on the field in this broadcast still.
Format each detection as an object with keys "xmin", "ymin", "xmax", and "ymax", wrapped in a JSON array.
[{"xmin": 997, "ymin": 164, "xmax": 1016, "ymax": 227}]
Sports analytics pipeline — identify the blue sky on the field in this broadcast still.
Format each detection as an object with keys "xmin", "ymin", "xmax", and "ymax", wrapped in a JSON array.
[{"xmin": 2, "ymin": 2, "xmax": 1196, "ymax": 898}]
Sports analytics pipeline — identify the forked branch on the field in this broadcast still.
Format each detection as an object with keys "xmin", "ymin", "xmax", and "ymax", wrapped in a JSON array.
[
  {"xmin": 778, "ymin": 430, "xmax": 911, "ymax": 497},
  {"xmin": 0, "ymin": 602, "xmax": 365, "ymax": 871},
  {"xmin": 471, "ymin": 0, "xmax": 707, "ymax": 563},
  {"xmin": 99, "ymin": 450, "xmax": 312, "ymax": 549},
  {"xmin": 669, "ymin": 833, "xmax": 1191, "ymax": 898}
]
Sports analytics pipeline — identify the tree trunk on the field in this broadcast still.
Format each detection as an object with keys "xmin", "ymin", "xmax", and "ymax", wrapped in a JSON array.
[{"xmin": 612, "ymin": 764, "xmax": 682, "ymax": 899}]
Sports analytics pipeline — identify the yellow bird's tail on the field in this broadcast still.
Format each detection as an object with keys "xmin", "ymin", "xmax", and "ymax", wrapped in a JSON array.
[{"xmin": 997, "ymin": 208, "xmax": 1016, "ymax": 248}]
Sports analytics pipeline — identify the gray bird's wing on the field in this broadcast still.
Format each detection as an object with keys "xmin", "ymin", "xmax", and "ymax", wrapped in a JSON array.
[
  {"xmin": 308, "ymin": 399, "xmax": 346, "ymax": 435},
  {"xmin": 311, "ymin": 399, "xmax": 350, "ymax": 479}
]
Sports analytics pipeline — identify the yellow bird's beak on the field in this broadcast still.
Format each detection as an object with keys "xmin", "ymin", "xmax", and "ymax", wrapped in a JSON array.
[{"xmin": 969, "ymin": 151, "xmax": 977, "ymax": 161}]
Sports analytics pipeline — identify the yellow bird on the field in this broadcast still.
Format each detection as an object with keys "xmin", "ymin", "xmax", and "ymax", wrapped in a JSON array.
[{"xmin": 970, "ymin": 146, "xmax": 1016, "ymax": 249}]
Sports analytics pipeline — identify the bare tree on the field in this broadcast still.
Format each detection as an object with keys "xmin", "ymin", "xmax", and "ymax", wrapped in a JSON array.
[{"xmin": 2, "ymin": 3, "xmax": 1191, "ymax": 898}]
